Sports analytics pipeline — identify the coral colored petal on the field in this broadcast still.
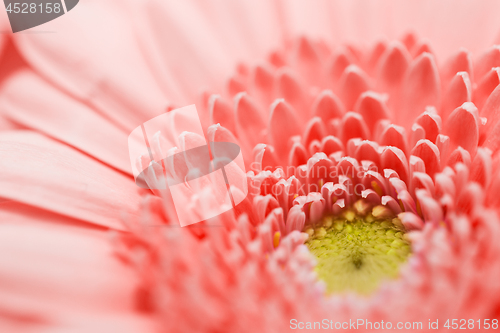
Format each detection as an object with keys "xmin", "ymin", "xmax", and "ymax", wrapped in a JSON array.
[
  {"xmin": 340, "ymin": 112, "xmax": 370, "ymax": 143},
  {"xmin": 355, "ymin": 140, "xmax": 381, "ymax": 166},
  {"xmin": 0, "ymin": 69, "xmax": 133, "ymax": 175},
  {"xmin": 441, "ymin": 72, "xmax": 472, "ymax": 121},
  {"xmin": 377, "ymin": 41, "xmax": 411, "ymax": 87},
  {"xmin": 0, "ymin": 131, "xmax": 141, "ymax": 230},
  {"xmin": 473, "ymin": 67, "xmax": 500, "ymax": 111},
  {"xmin": 303, "ymin": 117, "xmax": 326, "ymax": 148},
  {"xmin": 339, "ymin": 65, "xmax": 370, "ymax": 110},
  {"xmin": 435, "ymin": 172, "xmax": 456, "ymax": 198},
  {"xmin": 381, "ymin": 146, "xmax": 409, "ymax": 183},
  {"xmin": 253, "ymin": 195, "xmax": 280, "ymax": 224},
  {"xmin": 252, "ymin": 144, "xmax": 279, "ymax": 172},
  {"xmin": 286, "ymin": 206, "xmax": 306, "ymax": 234},
  {"xmin": 444, "ymin": 102, "xmax": 479, "ymax": 157},
  {"xmin": 327, "ymin": 47, "xmax": 355, "ymax": 82},
  {"xmin": 412, "ymin": 172, "xmax": 435, "ymax": 197},
  {"xmin": 412, "ymin": 40, "xmax": 435, "ymax": 58},
  {"xmin": 288, "ymin": 142, "xmax": 309, "ymax": 167},
  {"xmin": 269, "ymin": 99, "xmax": 301, "ymax": 156},
  {"xmin": 481, "ymin": 85, "xmax": 500, "ymax": 149},
  {"xmin": 227, "ymin": 76, "xmax": 246, "ymax": 97},
  {"xmin": 13, "ymin": 7, "xmax": 169, "ymax": 132},
  {"xmin": 410, "ymin": 123, "xmax": 426, "ymax": 149},
  {"xmin": 209, "ymin": 95, "xmax": 236, "ymax": 134},
  {"xmin": 416, "ymin": 189, "xmax": 443, "ymax": 224},
  {"xmin": 0, "ymin": 219, "xmax": 154, "ymax": 331},
  {"xmin": 447, "ymin": 147, "xmax": 471, "ymax": 168},
  {"xmin": 486, "ymin": 162, "xmax": 500, "ymax": 207},
  {"xmin": 381, "ymin": 196, "xmax": 402, "ymax": 214},
  {"xmin": 307, "ymin": 153, "xmax": 335, "ymax": 189},
  {"xmin": 401, "ymin": 53, "xmax": 441, "ymax": 128},
  {"xmin": 321, "ymin": 136, "xmax": 344, "ymax": 156},
  {"xmin": 234, "ymin": 92, "xmax": 266, "ymax": 147},
  {"xmin": 311, "ymin": 90, "xmax": 345, "ymax": 122},
  {"xmin": 354, "ymin": 92, "xmax": 390, "ymax": 131},
  {"xmin": 475, "ymin": 45, "xmax": 500, "ymax": 80},
  {"xmin": 276, "ymin": 68, "xmax": 305, "ymax": 110},
  {"xmin": 398, "ymin": 212, "xmax": 424, "ymax": 231},
  {"xmin": 367, "ymin": 40, "xmax": 387, "ymax": 73},
  {"xmin": 411, "ymin": 139, "xmax": 441, "ymax": 178},
  {"xmin": 470, "ymin": 148, "xmax": 493, "ymax": 188},
  {"xmin": 379, "ymin": 124, "xmax": 408, "ymax": 154},
  {"xmin": 456, "ymin": 183, "xmax": 485, "ymax": 215},
  {"xmin": 415, "ymin": 108, "xmax": 442, "ymax": 143},
  {"xmin": 441, "ymin": 48, "xmax": 473, "ymax": 87}
]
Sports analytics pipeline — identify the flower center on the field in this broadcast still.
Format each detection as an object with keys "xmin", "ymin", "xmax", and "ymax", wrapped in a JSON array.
[{"xmin": 304, "ymin": 208, "xmax": 411, "ymax": 295}]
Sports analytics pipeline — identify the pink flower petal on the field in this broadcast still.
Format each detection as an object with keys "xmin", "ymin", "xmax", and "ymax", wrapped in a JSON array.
[
  {"xmin": 482, "ymin": 85, "xmax": 500, "ymax": 150},
  {"xmin": 354, "ymin": 140, "xmax": 381, "ymax": 166},
  {"xmin": 276, "ymin": 68, "xmax": 305, "ymax": 111},
  {"xmin": 401, "ymin": 53, "xmax": 441, "ymax": 128},
  {"xmin": 416, "ymin": 107, "xmax": 442, "ymax": 143},
  {"xmin": 340, "ymin": 112, "xmax": 370, "ymax": 143},
  {"xmin": 381, "ymin": 146, "xmax": 409, "ymax": 183},
  {"xmin": 253, "ymin": 195, "xmax": 280, "ymax": 224},
  {"xmin": 412, "ymin": 39, "xmax": 435, "ymax": 58},
  {"xmin": 286, "ymin": 206, "xmax": 306, "ymax": 234},
  {"xmin": 320, "ymin": 136, "xmax": 344, "ymax": 156},
  {"xmin": 379, "ymin": 124, "xmax": 408, "ymax": 154},
  {"xmin": 447, "ymin": 147, "xmax": 471, "ymax": 168},
  {"xmin": 412, "ymin": 172, "xmax": 435, "ymax": 197},
  {"xmin": 339, "ymin": 65, "xmax": 370, "ymax": 110},
  {"xmin": 13, "ymin": 7, "xmax": 169, "ymax": 131},
  {"xmin": 252, "ymin": 144, "xmax": 279, "ymax": 172},
  {"xmin": 209, "ymin": 95, "xmax": 236, "ymax": 134},
  {"xmin": 253, "ymin": 62, "xmax": 275, "ymax": 105},
  {"xmin": 398, "ymin": 212, "xmax": 424, "ymax": 231},
  {"xmin": 475, "ymin": 45, "xmax": 500, "ymax": 80},
  {"xmin": 411, "ymin": 139, "xmax": 441, "ymax": 178},
  {"xmin": 0, "ymin": 70, "xmax": 133, "ymax": 175},
  {"xmin": 415, "ymin": 189, "xmax": 443, "ymax": 224},
  {"xmin": 409, "ymin": 155, "xmax": 426, "ymax": 174},
  {"xmin": 227, "ymin": 76, "xmax": 246, "ymax": 97},
  {"xmin": 327, "ymin": 47, "xmax": 355, "ymax": 82},
  {"xmin": 0, "ymin": 131, "xmax": 141, "ymax": 230},
  {"xmin": 441, "ymin": 48, "xmax": 472, "ymax": 87},
  {"xmin": 442, "ymin": 72, "xmax": 472, "ymax": 121},
  {"xmin": 470, "ymin": 147, "xmax": 493, "ymax": 188},
  {"xmin": 311, "ymin": 90, "xmax": 345, "ymax": 123},
  {"xmin": 269, "ymin": 99, "xmax": 301, "ymax": 157},
  {"xmin": 381, "ymin": 195, "xmax": 402, "ymax": 214},
  {"xmin": 354, "ymin": 92, "xmax": 390, "ymax": 131},
  {"xmin": 234, "ymin": 92, "xmax": 266, "ymax": 148},
  {"xmin": 456, "ymin": 183, "xmax": 484, "ymax": 216},
  {"xmin": 377, "ymin": 41, "xmax": 411, "ymax": 87},
  {"xmin": 288, "ymin": 142, "xmax": 309, "ymax": 167},
  {"xmin": 410, "ymin": 123, "xmax": 426, "ymax": 148},
  {"xmin": 444, "ymin": 102, "xmax": 479, "ymax": 157},
  {"xmin": 302, "ymin": 117, "xmax": 326, "ymax": 148},
  {"xmin": 0, "ymin": 217, "xmax": 152, "ymax": 331},
  {"xmin": 307, "ymin": 153, "xmax": 335, "ymax": 190},
  {"xmin": 473, "ymin": 67, "xmax": 500, "ymax": 111}
]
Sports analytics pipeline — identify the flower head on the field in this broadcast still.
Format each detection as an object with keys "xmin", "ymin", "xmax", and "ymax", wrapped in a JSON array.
[{"xmin": 116, "ymin": 35, "xmax": 500, "ymax": 331}]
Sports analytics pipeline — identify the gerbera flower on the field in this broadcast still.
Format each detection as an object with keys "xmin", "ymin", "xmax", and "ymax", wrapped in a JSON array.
[{"xmin": 1, "ymin": 1, "xmax": 500, "ymax": 332}]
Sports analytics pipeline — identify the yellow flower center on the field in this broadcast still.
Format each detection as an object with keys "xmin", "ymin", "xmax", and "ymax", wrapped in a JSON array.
[{"xmin": 304, "ymin": 208, "xmax": 411, "ymax": 295}]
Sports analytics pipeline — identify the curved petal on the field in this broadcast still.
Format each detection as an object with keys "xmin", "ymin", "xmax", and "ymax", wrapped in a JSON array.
[
  {"xmin": 0, "ymin": 212, "xmax": 154, "ymax": 332},
  {"xmin": 0, "ymin": 131, "xmax": 141, "ymax": 230}
]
